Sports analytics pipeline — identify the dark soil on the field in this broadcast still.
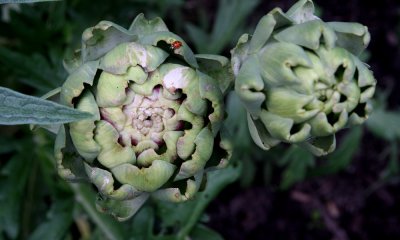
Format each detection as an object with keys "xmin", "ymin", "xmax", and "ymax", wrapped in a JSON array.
[{"xmin": 204, "ymin": 1, "xmax": 400, "ymax": 239}]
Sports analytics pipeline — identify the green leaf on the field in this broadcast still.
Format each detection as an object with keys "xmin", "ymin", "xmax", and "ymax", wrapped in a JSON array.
[
  {"xmin": 185, "ymin": 23, "xmax": 210, "ymax": 52},
  {"xmin": 0, "ymin": 147, "xmax": 33, "ymax": 238},
  {"xmin": 211, "ymin": 0, "xmax": 260, "ymax": 53},
  {"xmin": 0, "ymin": 136, "xmax": 17, "ymax": 154},
  {"xmin": 130, "ymin": 173, "xmax": 233, "ymax": 240},
  {"xmin": 195, "ymin": 54, "xmax": 234, "ymax": 95},
  {"xmin": 327, "ymin": 22, "xmax": 370, "ymax": 56},
  {"xmin": 0, "ymin": 0, "xmax": 61, "ymax": 3},
  {"xmin": 190, "ymin": 224, "xmax": 224, "ymax": 240},
  {"xmin": 155, "ymin": 163, "xmax": 241, "ymax": 240},
  {"xmin": 69, "ymin": 184, "xmax": 126, "ymax": 240},
  {"xmin": 286, "ymin": 0, "xmax": 318, "ymax": 24},
  {"xmin": 81, "ymin": 21, "xmax": 137, "ymax": 63},
  {"xmin": 224, "ymin": 92, "xmax": 252, "ymax": 152},
  {"xmin": 278, "ymin": 146, "xmax": 315, "ymax": 189},
  {"xmin": 186, "ymin": 0, "xmax": 260, "ymax": 54},
  {"xmin": 0, "ymin": 87, "xmax": 93, "ymax": 125},
  {"xmin": 0, "ymin": 48, "xmax": 63, "ymax": 93},
  {"xmin": 129, "ymin": 13, "xmax": 169, "ymax": 35},
  {"xmin": 129, "ymin": 205, "xmax": 185, "ymax": 240},
  {"xmin": 239, "ymin": 157, "xmax": 256, "ymax": 187},
  {"xmin": 310, "ymin": 127, "xmax": 362, "ymax": 176},
  {"xmin": 140, "ymin": 31, "xmax": 198, "ymax": 68},
  {"xmin": 380, "ymin": 141, "xmax": 400, "ymax": 180},
  {"xmin": 28, "ymin": 200, "xmax": 73, "ymax": 240},
  {"xmin": 129, "ymin": 206, "xmax": 155, "ymax": 240},
  {"xmin": 366, "ymin": 109, "xmax": 400, "ymax": 141},
  {"xmin": 95, "ymin": 194, "xmax": 149, "ymax": 222}
]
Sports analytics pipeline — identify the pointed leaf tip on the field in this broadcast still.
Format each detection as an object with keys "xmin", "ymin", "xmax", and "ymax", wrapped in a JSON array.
[
  {"xmin": 286, "ymin": 0, "xmax": 319, "ymax": 24},
  {"xmin": 129, "ymin": 13, "xmax": 169, "ymax": 35}
]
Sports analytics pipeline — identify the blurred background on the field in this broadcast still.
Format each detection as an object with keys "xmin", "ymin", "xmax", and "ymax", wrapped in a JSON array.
[{"xmin": 1, "ymin": 0, "xmax": 399, "ymax": 240}]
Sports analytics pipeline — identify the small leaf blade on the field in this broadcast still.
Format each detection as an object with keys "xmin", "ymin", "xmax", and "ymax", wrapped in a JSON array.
[
  {"xmin": 28, "ymin": 200, "xmax": 74, "ymax": 240},
  {"xmin": 190, "ymin": 224, "xmax": 224, "ymax": 240},
  {"xmin": 0, "ymin": 150, "xmax": 33, "ymax": 238},
  {"xmin": 0, "ymin": 87, "xmax": 92, "ymax": 125},
  {"xmin": 310, "ymin": 127, "xmax": 362, "ymax": 176},
  {"xmin": 279, "ymin": 146, "xmax": 315, "ymax": 190},
  {"xmin": 366, "ymin": 109, "xmax": 400, "ymax": 141}
]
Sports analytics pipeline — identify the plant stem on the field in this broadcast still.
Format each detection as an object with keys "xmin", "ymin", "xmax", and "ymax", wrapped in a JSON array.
[{"xmin": 70, "ymin": 184, "xmax": 125, "ymax": 240}]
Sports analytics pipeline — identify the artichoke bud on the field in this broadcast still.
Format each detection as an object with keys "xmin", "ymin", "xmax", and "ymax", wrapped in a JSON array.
[
  {"xmin": 231, "ymin": 0, "xmax": 376, "ymax": 156},
  {"xmin": 55, "ymin": 14, "xmax": 232, "ymax": 220}
]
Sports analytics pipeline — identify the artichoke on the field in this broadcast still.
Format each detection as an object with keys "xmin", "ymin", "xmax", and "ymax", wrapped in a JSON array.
[
  {"xmin": 231, "ymin": 0, "xmax": 376, "ymax": 156},
  {"xmin": 55, "ymin": 14, "xmax": 232, "ymax": 220}
]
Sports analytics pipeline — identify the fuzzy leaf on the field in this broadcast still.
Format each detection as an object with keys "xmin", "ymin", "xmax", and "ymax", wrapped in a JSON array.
[{"xmin": 0, "ymin": 87, "xmax": 92, "ymax": 125}]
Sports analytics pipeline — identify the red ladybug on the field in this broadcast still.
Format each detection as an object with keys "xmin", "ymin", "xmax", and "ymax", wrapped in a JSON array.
[{"xmin": 170, "ymin": 40, "xmax": 183, "ymax": 50}]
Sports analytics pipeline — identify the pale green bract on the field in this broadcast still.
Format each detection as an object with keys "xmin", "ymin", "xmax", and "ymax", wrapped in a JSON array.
[
  {"xmin": 55, "ymin": 14, "xmax": 232, "ymax": 221},
  {"xmin": 231, "ymin": 0, "xmax": 376, "ymax": 156}
]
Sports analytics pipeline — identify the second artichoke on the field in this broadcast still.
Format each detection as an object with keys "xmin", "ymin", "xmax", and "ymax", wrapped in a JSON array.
[{"xmin": 232, "ymin": 0, "xmax": 376, "ymax": 156}]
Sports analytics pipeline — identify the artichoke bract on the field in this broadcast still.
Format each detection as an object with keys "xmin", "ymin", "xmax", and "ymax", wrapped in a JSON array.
[
  {"xmin": 55, "ymin": 14, "xmax": 232, "ymax": 221},
  {"xmin": 231, "ymin": 0, "xmax": 376, "ymax": 156}
]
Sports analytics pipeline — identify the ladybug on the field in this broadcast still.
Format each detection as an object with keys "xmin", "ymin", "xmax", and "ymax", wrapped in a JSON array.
[{"xmin": 170, "ymin": 40, "xmax": 183, "ymax": 50}]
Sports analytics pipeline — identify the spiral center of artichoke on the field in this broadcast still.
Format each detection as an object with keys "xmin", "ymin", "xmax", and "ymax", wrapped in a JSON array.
[
  {"xmin": 133, "ymin": 107, "xmax": 164, "ymax": 135},
  {"xmin": 126, "ymin": 89, "xmax": 166, "ymax": 142},
  {"xmin": 97, "ymin": 85, "xmax": 181, "ymax": 154}
]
